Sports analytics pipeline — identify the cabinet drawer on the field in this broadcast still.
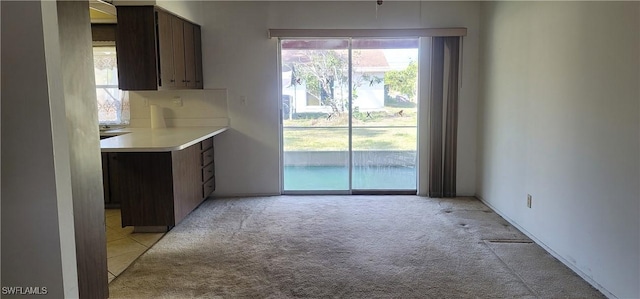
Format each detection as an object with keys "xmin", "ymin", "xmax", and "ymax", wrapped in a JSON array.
[
  {"xmin": 202, "ymin": 162, "xmax": 214, "ymax": 182},
  {"xmin": 201, "ymin": 148, "xmax": 214, "ymax": 166},
  {"xmin": 203, "ymin": 176, "xmax": 215, "ymax": 198},
  {"xmin": 200, "ymin": 137, "xmax": 213, "ymax": 151}
]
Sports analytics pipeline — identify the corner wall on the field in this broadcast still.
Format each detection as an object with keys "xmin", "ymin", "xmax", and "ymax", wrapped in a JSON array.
[
  {"xmin": 202, "ymin": 1, "xmax": 480, "ymax": 196},
  {"xmin": 57, "ymin": 1, "xmax": 109, "ymax": 297},
  {"xmin": 476, "ymin": 2, "xmax": 639, "ymax": 298}
]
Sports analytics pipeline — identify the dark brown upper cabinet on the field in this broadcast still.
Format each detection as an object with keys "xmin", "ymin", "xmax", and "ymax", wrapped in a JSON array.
[
  {"xmin": 115, "ymin": 6, "xmax": 203, "ymax": 90},
  {"xmin": 91, "ymin": 24, "xmax": 117, "ymax": 42}
]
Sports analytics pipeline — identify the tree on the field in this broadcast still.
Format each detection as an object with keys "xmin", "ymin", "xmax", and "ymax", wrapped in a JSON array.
[
  {"xmin": 385, "ymin": 60, "xmax": 418, "ymax": 101},
  {"xmin": 289, "ymin": 50, "xmax": 382, "ymax": 115},
  {"xmin": 290, "ymin": 50, "xmax": 349, "ymax": 114}
]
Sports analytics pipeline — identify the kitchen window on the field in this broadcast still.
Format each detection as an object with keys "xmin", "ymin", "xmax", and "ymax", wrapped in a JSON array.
[{"xmin": 93, "ymin": 46, "xmax": 129, "ymax": 126}]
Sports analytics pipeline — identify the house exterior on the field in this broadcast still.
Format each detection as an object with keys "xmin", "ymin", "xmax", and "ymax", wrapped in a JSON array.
[{"xmin": 282, "ymin": 49, "xmax": 395, "ymax": 115}]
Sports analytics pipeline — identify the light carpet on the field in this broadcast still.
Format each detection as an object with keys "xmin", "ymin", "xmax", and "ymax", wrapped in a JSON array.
[{"xmin": 109, "ymin": 196, "xmax": 604, "ymax": 298}]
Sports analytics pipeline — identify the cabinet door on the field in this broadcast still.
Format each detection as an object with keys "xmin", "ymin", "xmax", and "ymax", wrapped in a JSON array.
[
  {"xmin": 171, "ymin": 16, "xmax": 186, "ymax": 88},
  {"xmin": 194, "ymin": 25, "xmax": 203, "ymax": 89},
  {"xmin": 183, "ymin": 22, "xmax": 196, "ymax": 88},
  {"xmin": 107, "ymin": 153, "xmax": 121, "ymax": 206},
  {"xmin": 112, "ymin": 152, "xmax": 176, "ymax": 227},
  {"xmin": 115, "ymin": 6, "xmax": 158, "ymax": 90},
  {"xmin": 171, "ymin": 144, "xmax": 202, "ymax": 224},
  {"xmin": 157, "ymin": 10, "xmax": 175, "ymax": 88},
  {"xmin": 116, "ymin": 7, "xmax": 203, "ymax": 91}
]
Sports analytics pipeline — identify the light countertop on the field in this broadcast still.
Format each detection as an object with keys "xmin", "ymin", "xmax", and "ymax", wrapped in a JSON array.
[{"xmin": 100, "ymin": 126, "xmax": 228, "ymax": 152}]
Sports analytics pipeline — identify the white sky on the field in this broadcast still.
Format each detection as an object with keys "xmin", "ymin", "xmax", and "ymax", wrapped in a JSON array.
[{"xmin": 383, "ymin": 49, "xmax": 419, "ymax": 70}]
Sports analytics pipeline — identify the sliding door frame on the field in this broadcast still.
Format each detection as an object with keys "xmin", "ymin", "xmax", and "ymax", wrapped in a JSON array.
[
  {"xmin": 278, "ymin": 37, "xmax": 354, "ymax": 195},
  {"xmin": 350, "ymin": 37, "xmax": 422, "ymax": 194},
  {"xmin": 278, "ymin": 36, "xmax": 424, "ymax": 195}
]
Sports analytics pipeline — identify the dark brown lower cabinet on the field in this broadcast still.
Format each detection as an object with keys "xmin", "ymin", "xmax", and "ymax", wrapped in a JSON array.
[
  {"xmin": 102, "ymin": 152, "xmax": 121, "ymax": 208},
  {"xmin": 200, "ymin": 137, "xmax": 215, "ymax": 197},
  {"xmin": 107, "ymin": 138, "xmax": 215, "ymax": 228}
]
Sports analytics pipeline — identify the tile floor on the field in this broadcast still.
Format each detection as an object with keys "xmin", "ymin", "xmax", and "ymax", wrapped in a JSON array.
[{"xmin": 105, "ymin": 209, "xmax": 165, "ymax": 283}]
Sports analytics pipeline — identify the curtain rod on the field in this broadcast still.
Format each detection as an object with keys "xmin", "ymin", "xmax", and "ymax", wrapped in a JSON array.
[{"xmin": 268, "ymin": 28, "xmax": 467, "ymax": 39}]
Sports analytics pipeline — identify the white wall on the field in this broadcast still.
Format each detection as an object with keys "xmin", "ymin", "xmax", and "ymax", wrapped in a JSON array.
[
  {"xmin": 202, "ymin": 1, "xmax": 480, "ymax": 196},
  {"xmin": 476, "ymin": 2, "xmax": 639, "ymax": 298},
  {"xmin": 1, "ymin": 1, "xmax": 78, "ymax": 297}
]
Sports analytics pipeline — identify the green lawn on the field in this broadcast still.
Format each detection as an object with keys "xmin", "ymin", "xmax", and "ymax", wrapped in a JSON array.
[
  {"xmin": 283, "ymin": 107, "xmax": 418, "ymax": 151},
  {"xmin": 284, "ymin": 107, "xmax": 417, "ymax": 127}
]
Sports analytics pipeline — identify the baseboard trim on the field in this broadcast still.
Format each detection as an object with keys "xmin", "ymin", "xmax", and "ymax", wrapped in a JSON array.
[{"xmin": 475, "ymin": 195, "xmax": 616, "ymax": 299}]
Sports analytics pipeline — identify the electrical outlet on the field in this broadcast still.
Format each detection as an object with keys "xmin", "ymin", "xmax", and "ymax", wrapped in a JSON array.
[
  {"xmin": 172, "ymin": 97, "xmax": 183, "ymax": 107},
  {"xmin": 527, "ymin": 194, "xmax": 532, "ymax": 208},
  {"xmin": 240, "ymin": 96, "xmax": 248, "ymax": 106},
  {"xmin": 143, "ymin": 99, "xmax": 149, "ymax": 107}
]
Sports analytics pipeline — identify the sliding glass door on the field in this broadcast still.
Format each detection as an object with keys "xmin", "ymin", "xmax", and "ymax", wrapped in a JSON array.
[
  {"xmin": 281, "ymin": 38, "xmax": 418, "ymax": 193},
  {"xmin": 281, "ymin": 39, "xmax": 351, "ymax": 191},
  {"xmin": 351, "ymin": 39, "xmax": 418, "ymax": 191}
]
